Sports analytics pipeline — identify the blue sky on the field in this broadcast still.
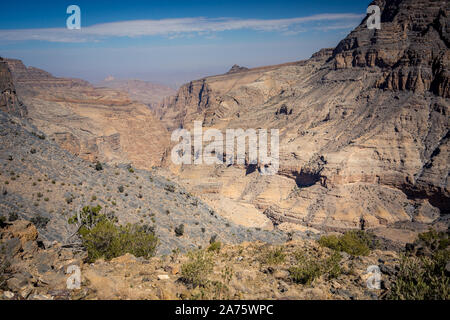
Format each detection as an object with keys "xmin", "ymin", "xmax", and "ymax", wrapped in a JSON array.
[{"xmin": 0, "ymin": 0, "xmax": 370, "ymax": 87}]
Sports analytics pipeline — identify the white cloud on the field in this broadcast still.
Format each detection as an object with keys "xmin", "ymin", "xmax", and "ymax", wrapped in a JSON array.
[{"xmin": 0, "ymin": 14, "xmax": 364, "ymax": 43}]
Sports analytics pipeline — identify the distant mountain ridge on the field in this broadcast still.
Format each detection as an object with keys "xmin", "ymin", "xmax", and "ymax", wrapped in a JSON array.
[{"xmin": 96, "ymin": 77, "xmax": 176, "ymax": 109}]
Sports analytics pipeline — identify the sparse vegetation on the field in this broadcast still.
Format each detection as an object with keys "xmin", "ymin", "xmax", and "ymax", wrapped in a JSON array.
[
  {"xmin": 208, "ymin": 241, "xmax": 222, "ymax": 252},
  {"xmin": 260, "ymin": 246, "xmax": 286, "ymax": 265},
  {"xmin": 0, "ymin": 252, "xmax": 10, "ymax": 290},
  {"xmin": 0, "ymin": 216, "xmax": 6, "ymax": 228},
  {"xmin": 318, "ymin": 230, "xmax": 377, "ymax": 256},
  {"xmin": 388, "ymin": 229, "xmax": 449, "ymax": 300},
  {"xmin": 95, "ymin": 161, "xmax": 103, "ymax": 171},
  {"xmin": 289, "ymin": 251, "xmax": 342, "ymax": 285},
  {"xmin": 165, "ymin": 184, "xmax": 176, "ymax": 192},
  {"xmin": 181, "ymin": 249, "xmax": 215, "ymax": 288},
  {"xmin": 70, "ymin": 205, "xmax": 158, "ymax": 262},
  {"xmin": 30, "ymin": 216, "xmax": 50, "ymax": 229},
  {"xmin": 175, "ymin": 224, "xmax": 185, "ymax": 237}
]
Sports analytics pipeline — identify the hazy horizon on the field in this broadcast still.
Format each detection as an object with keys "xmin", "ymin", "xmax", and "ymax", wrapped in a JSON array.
[{"xmin": 0, "ymin": 0, "xmax": 369, "ymax": 87}]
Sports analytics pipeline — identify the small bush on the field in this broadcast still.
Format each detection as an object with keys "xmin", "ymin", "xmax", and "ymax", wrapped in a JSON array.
[
  {"xmin": 181, "ymin": 250, "xmax": 215, "ymax": 287},
  {"xmin": 417, "ymin": 229, "xmax": 449, "ymax": 251},
  {"xmin": 209, "ymin": 234, "xmax": 218, "ymax": 244},
  {"xmin": 128, "ymin": 167, "xmax": 134, "ymax": 173},
  {"xmin": 8, "ymin": 212, "xmax": 18, "ymax": 222},
  {"xmin": 289, "ymin": 251, "xmax": 342, "ymax": 285},
  {"xmin": 175, "ymin": 224, "xmax": 185, "ymax": 237},
  {"xmin": 70, "ymin": 205, "xmax": 158, "ymax": 262},
  {"xmin": 30, "ymin": 216, "xmax": 50, "ymax": 229},
  {"xmin": 388, "ymin": 250, "xmax": 449, "ymax": 300},
  {"xmin": 118, "ymin": 185, "xmax": 124, "ymax": 193},
  {"xmin": 95, "ymin": 161, "xmax": 103, "ymax": 171},
  {"xmin": 80, "ymin": 219, "xmax": 158, "ymax": 263},
  {"xmin": 319, "ymin": 230, "xmax": 377, "ymax": 256},
  {"xmin": 261, "ymin": 247, "xmax": 286, "ymax": 265},
  {"xmin": 388, "ymin": 229, "xmax": 449, "ymax": 300},
  {"xmin": 165, "ymin": 184, "xmax": 176, "ymax": 192},
  {"xmin": 0, "ymin": 216, "xmax": 6, "ymax": 228},
  {"xmin": 0, "ymin": 254, "xmax": 11, "ymax": 290},
  {"xmin": 208, "ymin": 241, "xmax": 222, "ymax": 252}
]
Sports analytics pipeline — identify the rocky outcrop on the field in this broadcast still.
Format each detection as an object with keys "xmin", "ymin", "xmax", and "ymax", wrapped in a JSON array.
[
  {"xmin": 6, "ymin": 58, "xmax": 89, "ymax": 89},
  {"xmin": 157, "ymin": 0, "xmax": 449, "ymax": 237},
  {"xmin": 331, "ymin": 0, "xmax": 450, "ymax": 98},
  {"xmin": 226, "ymin": 64, "xmax": 249, "ymax": 74},
  {"xmin": 0, "ymin": 58, "xmax": 26, "ymax": 117},
  {"xmin": 5, "ymin": 59, "xmax": 170, "ymax": 169},
  {"xmin": 0, "ymin": 219, "xmax": 402, "ymax": 300}
]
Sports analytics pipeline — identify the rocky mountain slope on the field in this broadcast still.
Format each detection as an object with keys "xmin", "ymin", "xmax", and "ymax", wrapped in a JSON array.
[
  {"xmin": 0, "ymin": 109, "xmax": 289, "ymax": 254},
  {"xmin": 157, "ymin": 0, "xmax": 449, "ymax": 242},
  {"xmin": 4, "ymin": 59, "xmax": 170, "ymax": 169},
  {"xmin": 0, "ymin": 219, "xmax": 405, "ymax": 300},
  {"xmin": 96, "ymin": 77, "xmax": 176, "ymax": 110}
]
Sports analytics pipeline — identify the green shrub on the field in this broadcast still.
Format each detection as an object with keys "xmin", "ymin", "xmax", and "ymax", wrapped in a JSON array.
[
  {"xmin": 319, "ymin": 230, "xmax": 377, "ymax": 256},
  {"xmin": 95, "ymin": 161, "xmax": 103, "ymax": 171},
  {"xmin": 261, "ymin": 247, "xmax": 286, "ymax": 265},
  {"xmin": 388, "ymin": 250, "xmax": 449, "ymax": 300},
  {"xmin": 0, "ymin": 216, "xmax": 6, "ymax": 228},
  {"xmin": 289, "ymin": 251, "xmax": 342, "ymax": 285},
  {"xmin": 68, "ymin": 205, "xmax": 107, "ymax": 230},
  {"xmin": 0, "ymin": 253, "xmax": 11, "ymax": 290},
  {"xmin": 209, "ymin": 234, "xmax": 217, "ymax": 244},
  {"xmin": 80, "ymin": 220, "xmax": 158, "ymax": 262},
  {"xmin": 30, "ymin": 216, "xmax": 50, "ymax": 229},
  {"xmin": 71, "ymin": 205, "xmax": 158, "ymax": 262},
  {"xmin": 388, "ymin": 229, "xmax": 449, "ymax": 300},
  {"xmin": 181, "ymin": 250, "xmax": 215, "ymax": 287},
  {"xmin": 175, "ymin": 224, "xmax": 185, "ymax": 237},
  {"xmin": 208, "ymin": 241, "xmax": 222, "ymax": 252},
  {"xmin": 8, "ymin": 212, "xmax": 18, "ymax": 222},
  {"xmin": 289, "ymin": 256, "xmax": 322, "ymax": 285},
  {"xmin": 417, "ymin": 229, "xmax": 449, "ymax": 251},
  {"xmin": 165, "ymin": 184, "xmax": 176, "ymax": 192}
]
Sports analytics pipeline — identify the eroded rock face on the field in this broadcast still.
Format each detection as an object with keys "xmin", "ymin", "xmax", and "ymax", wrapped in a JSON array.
[
  {"xmin": 0, "ymin": 58, "xmax": 26, "ymax": 117},
  {"xmin": 5, "ymin": 59, "xmax": 169, "ymax": 169},
  {"xmin": 157, "ymin": 0, "xmax": 449, "ymax": 235},
  {"xmin": 95, "ymin": 77, "xmax": 176, "ymax": 110},
  {"xmin": 332, "ymin": 0, "xmax": 450, "ymax": 98}
]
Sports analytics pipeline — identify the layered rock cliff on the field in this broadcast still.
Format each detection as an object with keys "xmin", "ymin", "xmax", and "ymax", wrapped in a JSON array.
[
  {"xmin": 4, "ymin": 59, "xmax": 170, "ymax": 169},
  {"xmin": 332, "ymin": 0, "xmax": 449, "ymax": 98},
  {"xmin": 158, "ymin": 0, "xmax": 449, "ymax": 239},
  {"xmin": 0, "ymin": 58, "xmax": 26, "ymax": 117}
]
